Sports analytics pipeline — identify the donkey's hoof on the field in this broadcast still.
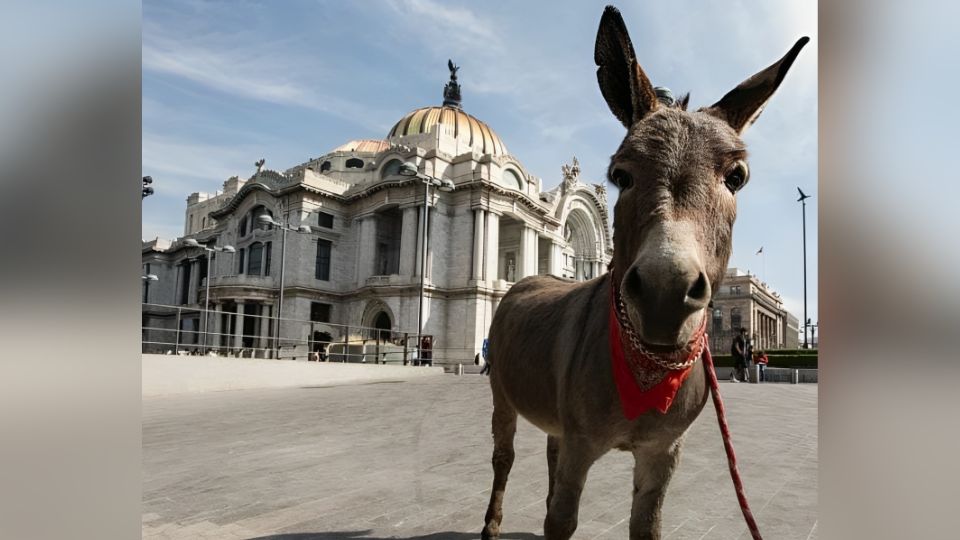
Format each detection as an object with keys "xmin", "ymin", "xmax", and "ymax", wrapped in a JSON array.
[{"xmin": 481, "ymin": 520, "xmax": 501, "ymax": 539}]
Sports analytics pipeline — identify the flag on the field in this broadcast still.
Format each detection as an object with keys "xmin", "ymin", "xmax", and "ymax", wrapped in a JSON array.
[{"xmin": 756, "ymin": 247, "xmax": 763, "ymax": 255}]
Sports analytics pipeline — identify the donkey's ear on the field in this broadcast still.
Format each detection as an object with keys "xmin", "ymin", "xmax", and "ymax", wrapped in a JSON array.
[
  {"xmin": 595, "ymin": 6, "xmax": 659, "ymax": 129},
  {"xmin": 705, "ymin": 37, "xmax": 809, "ymax": 134}
]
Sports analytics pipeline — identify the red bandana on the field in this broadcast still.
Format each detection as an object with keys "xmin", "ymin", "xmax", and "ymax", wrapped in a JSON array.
[{"xmin": 608, "ymin": 279, "xmax": 706, "ymax": 419}]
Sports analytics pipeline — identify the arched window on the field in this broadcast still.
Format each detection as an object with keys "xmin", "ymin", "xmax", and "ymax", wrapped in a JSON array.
[
  {"xmin": 503, "ymin": 169, "xmax": 523, "ymax": 190},
  {"xmin": 320, "ymin": 161, "xmax": 332, "ymax": 172},
  {"xmin": 250, "ymin": 206, "xmax": 273, "ymax": 230},
  {"xmin": 247, "ymin": 242, "xmax": 263, "ymax": 275},
  {"xmin": 380, "ymin": 159, "xmax": 403, "ymax": 179},
  {"xmin": 345, "ymin": 158, "xmax": 364, "ymax": 169}
]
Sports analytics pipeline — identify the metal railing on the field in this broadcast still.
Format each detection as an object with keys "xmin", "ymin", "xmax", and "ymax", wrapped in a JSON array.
[{"xmin": 141, "ymin": 303, "xmax": 485, "ymax": 369}]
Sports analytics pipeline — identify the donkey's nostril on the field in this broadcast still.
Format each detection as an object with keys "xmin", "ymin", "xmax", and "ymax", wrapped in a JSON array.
[
  {"xmin": 624, "ymin": 266, "xmax": 643, "ymax": 300},
  {"xmin": 686, "ymin": 272, "xmax": 709, "ymax": 303}
]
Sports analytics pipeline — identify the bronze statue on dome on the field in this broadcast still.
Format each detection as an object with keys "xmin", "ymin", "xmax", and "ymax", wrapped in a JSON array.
[{"xmin": 443, "ymin": 59, "xmax": 462, "ymax": 109}]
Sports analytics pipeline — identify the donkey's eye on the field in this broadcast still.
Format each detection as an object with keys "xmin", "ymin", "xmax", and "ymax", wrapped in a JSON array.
[
  {"xmin": 723, "ymin": 160, "xmax": 749, "ymax": 193},
  {"xmin": 611, "ymin": 169, "xmax": 633, "ymax": 190}
]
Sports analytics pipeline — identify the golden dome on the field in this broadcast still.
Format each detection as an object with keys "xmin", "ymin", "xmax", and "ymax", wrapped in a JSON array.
[
  {"xmin": 330, "ymin": 139, "xmax": 391, "ymax": 154},
  {"xmin": 387, "ymin": 106, "xmax": 508, "ymax": 156}
]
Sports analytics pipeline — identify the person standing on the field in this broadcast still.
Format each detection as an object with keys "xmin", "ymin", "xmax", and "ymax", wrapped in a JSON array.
[
  {"xmin": 420, "ymin": 335, "xmax": 433, "ymax": 367},
  {"xmin": 479, "ymin": 337, "xmax": 491, "ymax": 375},
  {"xmin": 730, "ymin": 327, "xmax": 748, "ymax": 382},
  {"xmin": 754, "ymin": 350, "xmax": 769, "ymax": 382}
]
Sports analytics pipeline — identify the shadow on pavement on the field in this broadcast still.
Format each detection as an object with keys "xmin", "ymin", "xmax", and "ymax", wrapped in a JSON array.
[{"xmin": 248, "ymin": 531, "xmax": 541, "ymax": 540}]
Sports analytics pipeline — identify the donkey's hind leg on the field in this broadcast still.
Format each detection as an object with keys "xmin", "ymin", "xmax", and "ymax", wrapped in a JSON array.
[{"xmin": 481, "ymin": 387, "xmax": 518, "ymax": 540}]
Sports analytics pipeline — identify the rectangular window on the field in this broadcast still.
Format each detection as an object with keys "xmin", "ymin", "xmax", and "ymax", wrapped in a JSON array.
[
  {"xmin": 317, "ymin": 211, "xmax": 334, "ymax": 229},
  {"xmin": 237, "ymin": 248, "xmax": 246, "ymax": 275},
  {"xmin": 264, "ymin": 242, "xmax": 272, "ymax": 276},
  {"xmin": 247, "ymin": 244, "xmax": 263, "ymax": 275},
  {"xmin": 315, "ymin": 239, "xmax": 332, "ymax": 280},
  {"xmin": 310, "ymin": 302, "xmax": 331, "ymax": 323}
]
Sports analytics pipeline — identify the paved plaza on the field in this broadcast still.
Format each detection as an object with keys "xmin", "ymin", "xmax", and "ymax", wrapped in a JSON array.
[{"xmin": 143, "ymin": 376, "xmax": 817, "ymax": 540}]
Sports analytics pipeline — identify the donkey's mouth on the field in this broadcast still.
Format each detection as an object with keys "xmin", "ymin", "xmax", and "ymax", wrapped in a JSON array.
[{"xmin": 633, "ymin": 310, "xmax": 708, "ymax": 356}]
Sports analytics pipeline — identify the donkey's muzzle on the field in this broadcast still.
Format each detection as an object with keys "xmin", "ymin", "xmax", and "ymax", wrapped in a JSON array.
[{"xmin": 622, "ymin": 257, "xmax": 711, "ymax": 348}]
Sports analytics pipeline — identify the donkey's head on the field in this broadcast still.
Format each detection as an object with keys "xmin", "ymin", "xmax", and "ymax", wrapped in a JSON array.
[{"xmin": 596, "ymin": 6, "xmax": 807, "ymax": 352}]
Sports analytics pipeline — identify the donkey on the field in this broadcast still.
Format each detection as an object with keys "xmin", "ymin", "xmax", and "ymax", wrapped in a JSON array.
[{"xmin": 481, "ymin": 6, "xmax": 807, "ymax": 540}]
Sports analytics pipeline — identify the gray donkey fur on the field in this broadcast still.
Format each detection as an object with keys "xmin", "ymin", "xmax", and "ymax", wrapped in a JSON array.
[{"xmin": 481, "ymin": 6, "xmax": 807, "ymax": 540}]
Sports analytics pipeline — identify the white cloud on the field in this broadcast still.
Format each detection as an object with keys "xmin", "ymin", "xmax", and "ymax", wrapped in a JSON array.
[
  {"xmin": 141, "ymin": 133, "xmax": 256, "ymax": 195},
  {"xmin": 142, "ymin": 35, "xmax": 391, "ymax": 132},
  {"xmin": 385, "ymin": 0, "xmax": 503, "ymax": 53}
]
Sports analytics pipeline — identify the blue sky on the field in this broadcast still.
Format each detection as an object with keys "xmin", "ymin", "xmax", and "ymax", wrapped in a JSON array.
[{"xmin": 142, "ymin": 0, "xmax": 817, "ymax": 326}]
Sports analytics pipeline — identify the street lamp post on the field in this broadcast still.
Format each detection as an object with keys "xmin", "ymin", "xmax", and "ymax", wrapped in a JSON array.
[
  {"xmin": 257, "ymin": 213, "xmax": 313, "ymax": 359},
  {"xmin": 797, "ymin": 187, "xmax": 812, "ymax": 349},
  {"xmin": 184, "ymin": 238, "xmax": 235, "ymax": 353},
  {"xmin": 398, "ymin": 162, "xmax": 455, "ymax": 365}
]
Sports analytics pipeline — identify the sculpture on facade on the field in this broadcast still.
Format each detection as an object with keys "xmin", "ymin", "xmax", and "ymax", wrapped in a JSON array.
[
  {"xmin": 594, "ymin": 182, "xmax": 607, "ymax": 200},
  {"xmin": 560, "ymin": 156, "xmax": 580, "ymax": 194},
  {"xmin": 255, "ymin": 158, "xmax": 265, "ymax": 174},
  {"xmin": 481, "ymin": 6, "xmax": 808, "ymax": 539}
]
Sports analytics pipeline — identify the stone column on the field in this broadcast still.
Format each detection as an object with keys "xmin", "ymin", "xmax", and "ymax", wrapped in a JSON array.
[
  {"xmin": 188, "ymin": 259, "xmax": 200, "ymax": 305},
  {"xmin": 399, "ymin": 206, "xmax": 419, "ymax": 276},
  {"xmin": 174, "ymin": 264, "xmax": 183, "ymax": 305},
  {"xmin": 485, "ymin": 212, "xmax": 500, "ymax": 282},
  {"xmin": 356, "ymin": 216, "xmax": 377, "ymax": 285},
  {"xmin": 777, "ymin": 313, "xmax": 783, "ymax": 348},
  {"xmin": 549, "ymin": 242, "xmax": 563, "ymax": 277},
  {"xmin": 533, "ymin": 231, "xmax": 540, "ymax": 276},
  {"xmin": 211, "ymin": 303, "xmax": 223, "ymax": 349},
  {"xmin": 517, "ymin": 226, "xmax": 530, "ymax": 279},
  {"xmin": 414, "ymin": 205, "xmax": 426, "ymax": 277},
  {"xmin": 233, "ymin": 300, "xmax": 245, "ymax": 351},
  {"xmin": 259, "ymin": 303, "xmax": 273, "ymax": 357},
  {"xmin": 426, "ymin": 207, "xmax": 435, "ymax": 281},
  {"xmin": 472, "ymin": 209, "xmax": 485, "ymax": 280}
]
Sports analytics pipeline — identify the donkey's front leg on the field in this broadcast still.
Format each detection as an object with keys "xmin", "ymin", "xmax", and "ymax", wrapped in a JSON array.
[
  {"xmin": 629, "ymin": 438, "xmax": 684, "ymax": 540},
  {"xmin": 543, "ymin": 437, "xmax": 603, "ymax": 540},
  {"xmin": 545, "ymin": 435, "xmax": 560, "ymax": 511}
]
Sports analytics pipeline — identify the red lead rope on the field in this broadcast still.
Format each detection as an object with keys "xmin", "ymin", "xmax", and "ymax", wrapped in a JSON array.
[{"xmin": 700, "ymin": 337, "xmax": 763, "ymax": 540}]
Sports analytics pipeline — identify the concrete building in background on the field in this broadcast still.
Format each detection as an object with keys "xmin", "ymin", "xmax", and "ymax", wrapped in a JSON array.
[
  {"xmin": 707, "ymin": 267, "xmax": 801, "ymax": 352},
  {"xmin": 142, "ymin": 66, "xmax": 613, "ymax": 367}
]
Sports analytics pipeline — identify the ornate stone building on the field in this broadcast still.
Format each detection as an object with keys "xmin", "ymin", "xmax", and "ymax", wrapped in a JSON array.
[
  {"xmin": 707, "ymin": 267, "xmax": 800, "ymax": 352},
  {"xmin": 142, "ymin": 65, "xmax": 613, "ymax": 366}
]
